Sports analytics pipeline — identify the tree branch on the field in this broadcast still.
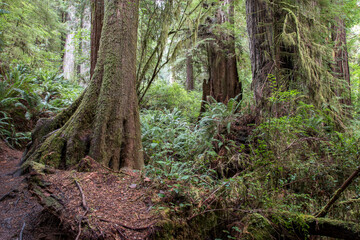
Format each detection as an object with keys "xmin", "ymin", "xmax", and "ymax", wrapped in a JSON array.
[{"xmin": 315, "ymin": 164, "xmax": 360, "ymax": 218}]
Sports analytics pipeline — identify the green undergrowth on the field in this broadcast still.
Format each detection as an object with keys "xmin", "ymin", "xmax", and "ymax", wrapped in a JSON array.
[
  {"xmin": 143, "ymin": 90, "xmax": 360, "ymax": 238},
  {"xmin": 141, "ymin": 81, "xmax": 202, "ymax": 122},
  {"xmin": 0, "ymin": 64, "xmax": 83, "ymax": 147}
]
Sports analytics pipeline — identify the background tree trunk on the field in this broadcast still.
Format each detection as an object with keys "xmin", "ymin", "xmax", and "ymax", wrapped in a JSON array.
[
  {"xmin": 246, "ymin": 0, "xmax": 274, "ymax": 106},
  {"xmin": 332, "ymin": 17, "xmax": 351, "ymax": 105},
  {"xmin": 90, "ymin": 0, "xmax": 104, "ymax": 79},
  {"xmin": 63, "ymin": 2, "xmax": 77, "ymax": 81},
  {"xmin": 186, "ymin": 52, "xmax": 194, "ymax": 91},
  {"xmin": 22, "ymin": 0, "xmax": 144, "ymax": 171},
  {"xmin": 201, "ymin": 0, "xmax": 242, "ymax": 111}
]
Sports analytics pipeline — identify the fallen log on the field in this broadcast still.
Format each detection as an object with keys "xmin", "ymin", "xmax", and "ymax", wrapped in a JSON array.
[{"xmin": 241, "ymin": 212, "xmax": 360, "ymax": 240}]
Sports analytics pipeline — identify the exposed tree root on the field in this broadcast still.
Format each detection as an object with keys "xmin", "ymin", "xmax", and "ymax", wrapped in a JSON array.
[{"xmin": 15, "ymin": 92, "xmax": 85, "ymax": 176}]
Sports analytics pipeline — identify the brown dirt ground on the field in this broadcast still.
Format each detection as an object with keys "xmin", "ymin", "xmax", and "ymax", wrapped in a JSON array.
[
  {"xmin": 0, "ymin": 141, "xmax": 160, "ymax": 240},
  {"xmin": 0, "ymin": 140, "xmax": 68, "ymax": 240}
]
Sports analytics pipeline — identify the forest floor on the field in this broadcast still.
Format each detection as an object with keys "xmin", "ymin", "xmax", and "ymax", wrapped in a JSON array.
[
  {"xmin": 0, "ymin": 141, "xmax": 160, "ymax": 240},
  {"xmin": 0, "ymin": 140, "xmax": 64, "ymax": 240}
]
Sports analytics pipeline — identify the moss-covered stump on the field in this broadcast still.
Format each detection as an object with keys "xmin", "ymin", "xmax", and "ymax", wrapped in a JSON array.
[{"xmin": 28, "ymin": 159, "xmax": 158, "ymax": 240}]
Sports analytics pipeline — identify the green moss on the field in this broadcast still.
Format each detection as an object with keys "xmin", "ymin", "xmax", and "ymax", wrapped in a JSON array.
[
  {"xmin": 243, "ymin": 213, "xmax": 277, "ymax": 240},
  {"xmin": 38, "ymin": 134, "xmax": 66, "ymax": 167},
  {"xmin": 154, "ymin": 211, "xmax": 221, "ymax": 240},
  {"xmin": 33, "ymin": 188, "xmax": 63, "ymax": 212}
]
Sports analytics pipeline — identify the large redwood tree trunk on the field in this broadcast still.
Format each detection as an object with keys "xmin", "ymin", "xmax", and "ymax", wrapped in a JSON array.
[
  {"xmin": 201, "ymin": 0, "xmax": 242, "ymax": 111},
  {"xmin": 21, "ymin": 0, "xmax": 144, "ymax": 171}
]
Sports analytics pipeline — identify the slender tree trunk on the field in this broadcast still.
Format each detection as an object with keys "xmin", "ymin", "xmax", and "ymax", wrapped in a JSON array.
[
  {"xmin": 186, "ymin": 52, "xmax": 194, "ymax": 91},
  {"xmin": 63, "ymin": 2, "xmax": 77, "ymax": 81},
  {"xmin": 201, "ymin": 0, "xmax": 242, "ymax": 111},
  {"xmin": 332, "ymin": 17, "xmax": 351, "ymax": 106},
  {"xmin": 77, "ymin": 3, "xmax": 85, "ymax": 77},
  {"xmin": 22, "ymin": 0, "xmax": 144, "ymax": 171},
  {"xmin": 90, "ymin": 0, "xmax": 104, "ymax": 79}
]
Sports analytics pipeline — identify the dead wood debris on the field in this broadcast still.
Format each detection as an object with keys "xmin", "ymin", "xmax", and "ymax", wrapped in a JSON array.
[{"xmin": 74, "ymin": 179, "xmax": 89, "ymax": 212}]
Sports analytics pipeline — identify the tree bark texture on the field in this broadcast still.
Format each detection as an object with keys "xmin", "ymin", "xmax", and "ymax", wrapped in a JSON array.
[
  {"xmin": 22, "ymin": 0, "xmax": 144, "ymax": 171},
  {"xmin": 246, "ymin": 0, "xmax": 274, "ymax": 106},
  {"xmin": 63, "ymin": 2, "xmax": 77, "ymax": 81},
  {"xmin": 186, "ymin": 52, "xmax": 194, "ymax": 91},
  {"xmin": 332, "ymin": 17, "xmax": 351, "ymax": 105},
  {"xmin": 90, "ymin": 0, "xmax": 104, "ymax": 79},
  {"xmin": 201, "ymin": 0, "xmax": 242, "ymax": 111},
  {"xmin": 246, "ymin": 0, "xmax": 344, "ymax": 113}
]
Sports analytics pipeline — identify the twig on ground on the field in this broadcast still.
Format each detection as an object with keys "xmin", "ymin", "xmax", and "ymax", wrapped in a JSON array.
[
  {"xmin": 74, "ymin": 179, "xmax": 89, "ymax": 212},
  {"xmin": 75, "ymin": 219, "xmax": 82, "ymax": 240},
  {"xmin": 19, "ymin": 221, "xmax": 26, "ymax": 240},
  {"xmin": 75, "ymin": 210, "xmax": 88, "ymax": 240},
  {"xmin": 114, "ymin": 226, "xmax": 127, "ymax": 240}
]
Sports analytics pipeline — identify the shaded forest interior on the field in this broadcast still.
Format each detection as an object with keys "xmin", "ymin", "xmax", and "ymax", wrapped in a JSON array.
[{"xmin": 1, "ymin": 0, "xmax": 360, "ymax": 239}]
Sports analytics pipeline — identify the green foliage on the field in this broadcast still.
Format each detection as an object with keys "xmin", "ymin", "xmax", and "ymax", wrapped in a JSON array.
[
  {"xmin": 0, "ymin": 64, "xmax": 82, "ymax": 148},
  {"xmin": 200, "ymin": 96, "xmax": 242, "ymax": 139},
  {"xmin": 141, "ymin": 108, "xmax": 212, "ymax": 164},
  {"xmin": 0, "ymin": 111, "xmax": 31, "ymax": 147},
  {"xmin": 0, "ymin": 0, "xmax": 64, "ymax": 70},
  {"xmin": 141, "ymin": 81, "xmax": 201, "ymax": 121}
]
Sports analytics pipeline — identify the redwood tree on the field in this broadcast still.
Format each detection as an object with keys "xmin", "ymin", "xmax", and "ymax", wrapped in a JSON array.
[
  {"xmin": 246, "ymin": 0, "xmax": 348, "ymax": 118},
  {"xmin": 201, "ymin": 0, "xmax": 242, "ymax": 111},
  {"xmin": 21, "ymin": 0, "xmax": 144, "ymax": 171}
]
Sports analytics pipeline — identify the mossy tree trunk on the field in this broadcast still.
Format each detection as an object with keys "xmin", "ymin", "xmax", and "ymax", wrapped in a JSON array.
[
  {"xmin": 22, "ymin": 0, "xmax": 144, "ymax": 171},
  {"xmin": 246, "ymin": 0, "xmax": 274, "ymax": 106},
  {"xmin": 90, "ymin": 0, "xmax": 104, "ymax": 79},
  {"xmin": 201, "ymin": 0, "xmax": 242, "ymax": 111},
  {"xmin": 246, "ymin": 0, "xmax": 347, "ymax": 119}
]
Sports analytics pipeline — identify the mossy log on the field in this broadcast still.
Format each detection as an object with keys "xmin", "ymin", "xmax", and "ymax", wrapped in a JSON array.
[{"xmin": 242, "ymin": 212, "xmax": 360, "ymax": 240}]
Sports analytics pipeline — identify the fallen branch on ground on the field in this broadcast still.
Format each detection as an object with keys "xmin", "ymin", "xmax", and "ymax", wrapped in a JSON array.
[
  {"xmin": 74, "ymin": 179, "xmax": 88, "ymax": 212},
  {"xmin": 315, "ymin": 164, "xmax": 360, "ymax": 218},
  {"xmin": 19, "ymin": 222, "xmax": 26, "ymax": 240}
]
